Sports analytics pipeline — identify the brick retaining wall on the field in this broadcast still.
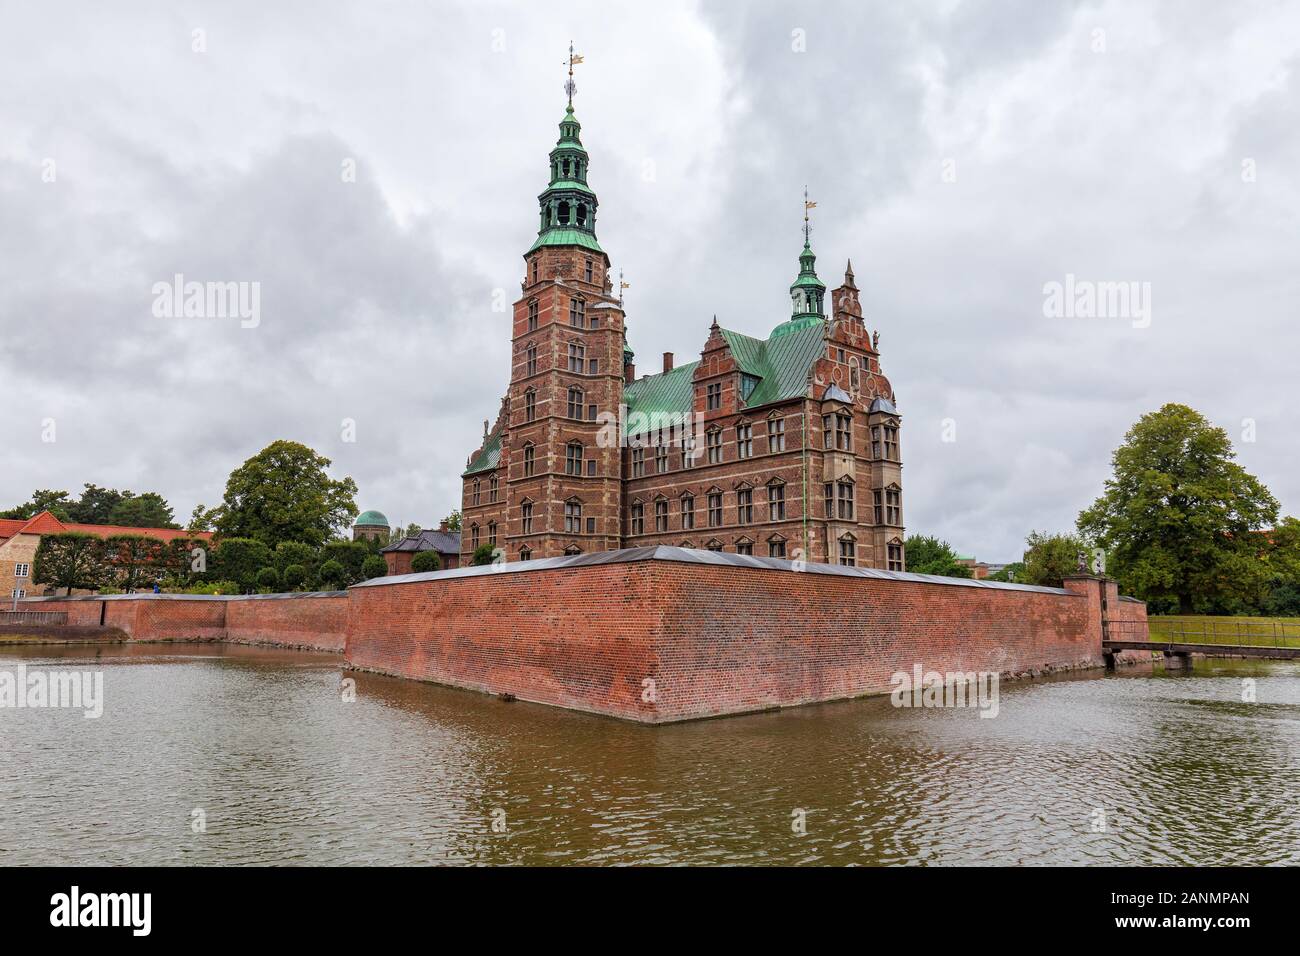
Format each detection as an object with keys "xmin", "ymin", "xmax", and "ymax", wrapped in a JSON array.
[{"xmin": 346, "ymin": 547, "xmax": 1140, "ymax": 722}]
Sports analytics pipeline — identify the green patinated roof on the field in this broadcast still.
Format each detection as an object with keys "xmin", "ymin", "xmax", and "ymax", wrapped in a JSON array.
[
  {"xmin": 542, "ymin": 179, "xmax": 595, "ymax": 195},
  {"xmin": 622, "ymin": 320, "xmax": 828, "ymax": 437},
  {"xmin": 463, "ymin": 425, "xmax": 503, "ymax": 476},
  {"xmin": 355, "ymin": 509, "xmax": 389, "ymax": 527},
  {"xmin": 527, "ymin": 228, "xmax": 604, "ymax": 254}
]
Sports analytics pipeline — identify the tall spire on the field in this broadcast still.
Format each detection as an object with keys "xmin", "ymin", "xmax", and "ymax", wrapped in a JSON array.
[
  {"xmin": 527, "ymin": 44, "xmax": 602, "ymax": 256},
  {"xmin": 786, "ymin": 189, "xmax": 825, "ymax": 323}
]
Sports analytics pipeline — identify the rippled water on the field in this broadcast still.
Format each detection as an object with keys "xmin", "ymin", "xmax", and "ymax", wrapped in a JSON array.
[{"xmin": 1, "ymin": 644, "xmax": 1298, "ymax": 865}]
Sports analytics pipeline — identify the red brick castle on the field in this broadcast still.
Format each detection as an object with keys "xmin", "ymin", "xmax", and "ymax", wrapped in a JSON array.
[{"xmin": 461, "ymin": 86, "xmax": 905, "ymax": 568}]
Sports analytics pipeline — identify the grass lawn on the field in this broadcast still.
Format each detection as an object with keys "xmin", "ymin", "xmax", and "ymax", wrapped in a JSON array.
[{"xmin": 1147, "ymin": 615, "xmax": 1300, "ymax": 648}]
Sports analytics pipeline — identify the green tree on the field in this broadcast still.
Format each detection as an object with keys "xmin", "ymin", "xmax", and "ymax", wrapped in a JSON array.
[
  {"xmin": 317, "ymin": 559, "xmax": 347, "ymax": 590},
  {"xmin": 321, "ymin": 540, "xmax": 371, "ymax": 585},
  {"xmin": 469, "ymin": 543, "xmax": 497, "ymax": 567},
  {"xmin": 68, "ymin": 484, "xmax": 126, "ymax": 524},
  {"xmin": 282, "ymin": 564, "xmax": 307, "ymax": 591},
  {"xmin": 1, "ymin": 489, "xmax": 73, "ymax": 521},
  {"xmin": 187, "ymin": 504, "xmax": 216, "ymax": 533},
  {"xmin": 107, "ymin": 492, "xmax": 177, "ymax": 529},
  {"xmin": 410, "ymin": 550, "xmax": 442, "ymax": 573},
  {"xmin": 441, "ymin": 510, "xmax": 462, "ymax": 532},
  {"xmin": 1078, "ymin": 404, "xmax": 1279, "ymax": 612},
  {"xmin": 103, "ymin": 534, "xmax": 167, "ymax": 593},
  {"xmin": 32, "ymin": 532, "xmax": 105, "ymax": 595},
  {"xmin": 255, "ymin": 567, "xmax": 280, "ymax": 592},
  {"xmin": 1021, "ymin": 531, "xmax": 1089, "ymax": 588},
  {"xmin": 902, "ymin": 535, "xmax": 973, "ymax": 578},
  {"xmin": 213, "ymin": 440, "xmax": 358, "ymax": 549},
  {"xmin": 211, "ymin": 538, "xmax": 274, "ymax": 593},
  {"xmin": 362, "ymin": 555, "xmax": 387, "ymax": 580}
]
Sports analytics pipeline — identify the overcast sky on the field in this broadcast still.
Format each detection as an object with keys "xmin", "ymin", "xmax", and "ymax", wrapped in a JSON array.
[{"xmin": 1, "ymin": 0, "xmax": 1296, "ymax": 559}]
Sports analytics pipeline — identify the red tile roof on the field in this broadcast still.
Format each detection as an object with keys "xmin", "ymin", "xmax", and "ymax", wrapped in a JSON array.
[{"xmin": 0, "ymin": 510, "xmax": 213, "ymax": 544}]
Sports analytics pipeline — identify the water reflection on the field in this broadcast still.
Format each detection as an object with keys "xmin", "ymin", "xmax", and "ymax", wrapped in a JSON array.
[{"xmin": 1, "ymin": 645, "xmax": 1297, "ymax": 865}]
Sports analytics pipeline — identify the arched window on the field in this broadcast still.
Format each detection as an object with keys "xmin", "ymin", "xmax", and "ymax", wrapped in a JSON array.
[
  {"xmin": 558, "ymin": 201, "xmax": 571, "ymax": 225},
  {"xmin": 576, "ymin": 203, "xmax": 587, "ymax": 226},
  {"xmin": 519, "ymin": 546, "xmax": 532, "ymax": 562},
  {"xmin": 838, "ymin": 533, "xmax": 856, "ymax": 567},
  {"xmin": 767, "ymin": 534, "xmax": 787, "ymax": 558}
]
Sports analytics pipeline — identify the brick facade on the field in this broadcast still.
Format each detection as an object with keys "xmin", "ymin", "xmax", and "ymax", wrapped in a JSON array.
[{"xmin": 461, "ymin": 105, "xmax": 905, "ymax": 568}]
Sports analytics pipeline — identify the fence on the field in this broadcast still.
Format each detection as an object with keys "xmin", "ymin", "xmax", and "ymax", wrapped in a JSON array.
[
  {"xmin": 0, "ymin": 610, "xmax": 69, "ymax": 626},
  {"xmin": 1110, "ymin": 616, "xmax": 1300, "ymax": 650}
]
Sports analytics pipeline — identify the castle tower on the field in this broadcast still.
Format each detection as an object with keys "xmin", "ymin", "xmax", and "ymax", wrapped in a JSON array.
[{"xmin": 503, "ymin": 52, "xmax": 627, "ymax": 560}]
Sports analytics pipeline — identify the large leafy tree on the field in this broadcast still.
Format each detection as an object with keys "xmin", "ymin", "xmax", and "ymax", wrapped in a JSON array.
[
  {"xmin": 1021, "ymin": 531, "xmax": 1090, "ymax": 588},
  {"xmin": 214, "ymin": 441, "xmax": 358, "ymax": 549},
  {"xmin": 210, "ymin": 538, "xmax": 274, "ymax": 593},
  {"xmin": 1078, "ymin": 404, "xmax": 1279, "ymax": 613},
  {"xmin": 32, "ymin": 533, "xmax": 106, "ymax": 595},
  {"xmin": 902, "ymin": 535, "xmax": 973, "ymax": 578},
  {"xmin": 67, "ymin": 484, "xmax": 125, "ymax": 524},
  {"xmin": 0, "ymin": 489, "xmax": 73, "ymax": 521},
  {"xmin": 103, "ymin": 534, "xmax": 167, "ymax": 593},
  {"xmin": 107, "ymin": 492, "xmax": 177, "ymax": 529}
]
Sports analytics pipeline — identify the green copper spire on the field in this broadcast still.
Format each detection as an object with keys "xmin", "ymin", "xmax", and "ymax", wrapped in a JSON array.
[
  {"xmin": 772, "ymin": 190, "xmax": 827, "ymax": 337},
  {"xmin": 528, "ymin": 46, "xmax": 602, "ymax": 255}
]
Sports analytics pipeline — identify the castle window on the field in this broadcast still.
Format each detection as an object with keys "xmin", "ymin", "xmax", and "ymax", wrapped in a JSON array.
[
  {"xmin": 885, "ymin": 425, "xmax": 899, "ymax": 461},
  {"xmin": 584, "ymin": 259, "xmax": 593, "ymax": 283},
  {"xmin": 768, "ymin": 537, "xmax": 787, "ymax": 558},
  {"xmin": 589, "ymin": 313, "xmax": 599, "ymax": 330},
  {"xmin": 886, "ymin": 487, "xmax": 901, "ymax": 525},
  {"xmin": 524, "ymin": 388, "xmax": 536, "ymax": 422},
  {"xmin": 526, "ymin": 344, "xmax": 538, "ymax": 377},
  {"xmin": 531, "ymin": 259, "xmax": 538, "ymax": 285},
  {"xmin": 680, "ymin": 493, "xmax": 695, "ymax": 530},
  {"xmin": 564, "ymin": 545, "xmax": 582, "ymax": 556},
  {"xmin": 558, "ymin": 201, "xmax": 570, "ymax": 225},
  {"xmin": 837, "ymin": 481, "xmax": 855, "ymax": 520},
  {"xmin": 489, "ymin": 476, "xmax": 498, "ymax": 503},
  {"xmin": 630, "ymin": 501, "xmax": 645, "ymax": 536},
  {"xmin": 569, "ymin": 297, "xmax": 585, "ymax": 327},
  {"xmin": 655, "ymin": 498, "xmax": 669, "ymax": 532},
  {"xmin": 768, "ymin": 481, "xmax": 786, "ymax": 521},
  {"xmin": 873, "ymin": 489, "xmax": 883, "ymax": 525},
  {"xmin": 888, "ymin": 541, "xmax": 904, "ymax": 571},
  {"xmin": 521, "ymin": 501, "xmax": 533, "ymax": 535},
  {"xmin": 567, "ymin": 387, "xmax": 584, "ymax": 419},
  {"xmin": 587, "ymin": 403, "xmax": 597, "ymax": 421},
  {"xmin": 566, "ymin": 442, "xmax": 584, "ymax": 476},
  {"xmin": 736, "ymin": 538, "xmax": 754, "ymax": 556},
  {"xmin": 576, "ymin": 204, "xmax": 587, "ymax": 226},
  {"xmin": 565, "ymin": 499, "xmax": 582, "ymax": 534},
  {"xmin": 824, "ymin": 483, "xmax": 833, "ymax": 518},
  {"xmin": 836, "ymin": 412, "xmax": 853, "ymax": 450},
  {"xmin": 706, "ymin": 539, "xmax": 724, "ymax": 552},
  {"xmin": 568, "ymin": 343, "xmax": 585, "ymax": 372},
  {"xmin": 736, "ymin": 487, "xmax": 753, "ymax": 525},
  {"xmin": 523, "ymin": 444, "xmax": 536, "ymax": 478},
  {"xmin": 871, "ymin": 426, "xmax": 882, "ymax": 460},
  {"xmin": 631, "ymin": 446, "xmax": 645, "ymax": 478},
  {"xmin": 586, "ymin": 460, "xmax": 596, "ymax": 476},
  {"xmin": 706, "ymin": 429, "xmax": 722, "ymax": 465},
  {"xmin": 736, "ymin": 422, "xmax": 753, "ymax": 459},
  {"xmin": 706, "ymin": 382, "xmax": 721, "ymax": 410},
  {"xmin": 587, "ymin": 517, "xmax": 596, "ymax": 533},
  {"xmin": 527, "ymin": 300, "xmax": 539, "ymax": 331},
  {"xmin": 839, "ymin": 534, "xmax": 856, "ymax": 567},
  {"xmin": 470, "ymin": 523, "xmax": 480, "ymax": 549},
  {"xmin": 472, "ymin": 479, "xmax": 481, "ymax": 506},
  {"xmin": 681, "ymin": 437, "xmax": 697, "ymax": 469},
  {"xmin": 707, "ymin": 491, "xmax": 722, "ymax": 527},
  {"xmin": 488, "ymin": 522, "xmax": 497, "ymax": 547},
  {"xmin": 519, "ymin": 546, "xmax": 532, "ymax": 562},
  {"xmin": 767, "ymin": 416, "xmax": 785, "ymax": 453},
  {"xmin": 655, "ymin": 445, "xmax": 668, "ymax": 473},
  {"xmin": 588, "ymin": 358, "xmax": 598, "ymax": 374}
]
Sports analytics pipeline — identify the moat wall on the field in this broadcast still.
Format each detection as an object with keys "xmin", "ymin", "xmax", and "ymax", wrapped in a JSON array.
[
  {"xmin": 19, "ymin": 592, "xmax": 348, "ymax": 652},
  {"xmin": 345, "ymin": 547, "xmax": 1138, "ymax": 723}
]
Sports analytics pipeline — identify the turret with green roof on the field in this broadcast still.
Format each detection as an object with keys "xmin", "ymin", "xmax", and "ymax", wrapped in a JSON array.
[{"xmin": 528, "ymin": 104, "xmax": 603, "ymax": 255}]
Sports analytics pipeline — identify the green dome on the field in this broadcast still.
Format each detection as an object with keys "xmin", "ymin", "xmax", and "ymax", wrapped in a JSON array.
[{"xmin": 355, "ymin": 510, "xmax": 389, "ymax": 527}]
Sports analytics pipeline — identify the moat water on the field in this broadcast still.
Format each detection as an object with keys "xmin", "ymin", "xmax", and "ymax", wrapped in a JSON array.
[{"xmin": 2, "ymin": 643, "xmax": 1298, "ymax": 866}]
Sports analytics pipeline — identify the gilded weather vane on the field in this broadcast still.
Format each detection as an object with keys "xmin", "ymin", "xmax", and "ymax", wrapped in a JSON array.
[
  {"xmin": 803, "ymin": 186, "xmax": 817, "ymax": 244},
  {"xmin": 564, "ymin": 41, "xmax": 584, "ymax": 106}
]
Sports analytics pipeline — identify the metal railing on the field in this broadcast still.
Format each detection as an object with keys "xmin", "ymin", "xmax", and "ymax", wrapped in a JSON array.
[
  {"xmin": 1108, "ymin": 617, "xmax": 1300, "ymax": 650},
  {"xmin": 0, "ymin": 610, "xmax": 69, "ymax": 626}
]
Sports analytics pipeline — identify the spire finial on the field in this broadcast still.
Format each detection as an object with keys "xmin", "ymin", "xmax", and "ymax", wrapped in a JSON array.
[
  {"xmin": 803, "ymin": 186, "xmax": 817, "ymax": 247},
  {"xmin": 564, "ymin": 41, "xmax": 583, "ymax": 108}
]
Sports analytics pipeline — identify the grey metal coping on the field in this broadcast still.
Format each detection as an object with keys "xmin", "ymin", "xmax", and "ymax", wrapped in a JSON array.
[
  {"xmin": 20, "ymin": 591, "xmax": 348, "ymax": 603},
  {"xmin": 352, "ymin": 545, "xmax": 1075, "ymax": 595}
]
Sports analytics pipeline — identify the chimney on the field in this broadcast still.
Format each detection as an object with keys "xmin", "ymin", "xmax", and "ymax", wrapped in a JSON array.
[
  {"xmin": 663, "ymin": 352, "xmax": 674, "ymax": 373},
  {"xmin": 624, "ymin": 360, "xmax": 636, "ymax": 382}
]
